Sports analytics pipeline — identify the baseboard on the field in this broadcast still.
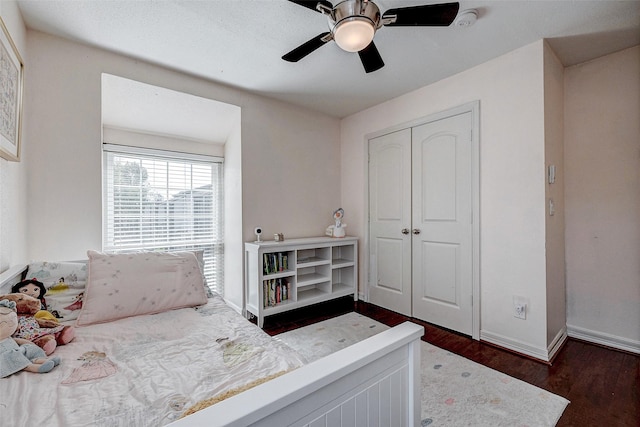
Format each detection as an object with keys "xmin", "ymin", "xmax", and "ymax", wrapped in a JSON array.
[
  {"xmin": 547, "ymin": 327, "xmax": 568, "ymax": 363},
  {"xmin": 567, "ymin": 324, "xmax": 640, "ymax": 355},
  {"xmin": 480, "ymin": 330, "xmax": 552, "ymax": 362},
  {"xmin": 224, "ymin": 298, "xmax": 243, "ymax": 315}
]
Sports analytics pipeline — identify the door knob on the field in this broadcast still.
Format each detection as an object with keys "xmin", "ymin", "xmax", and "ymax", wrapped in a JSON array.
[
  {"xmin": 401, "ymin": 228, "xmax": 410, "ymax": 235},
  {"xmin": 412, "ymin": 229, "xmax": 421, "ymax": 235}
]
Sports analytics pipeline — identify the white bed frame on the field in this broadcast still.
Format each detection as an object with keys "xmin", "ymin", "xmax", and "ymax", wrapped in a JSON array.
[{"xmin": 1, "ymin": 264, "xmax": 424, "ymax": 427}]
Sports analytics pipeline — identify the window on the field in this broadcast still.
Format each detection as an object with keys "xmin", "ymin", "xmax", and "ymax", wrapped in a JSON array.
[{"xmin": 103, "ymin": 144, "xmax": 224, "ymax": 294}]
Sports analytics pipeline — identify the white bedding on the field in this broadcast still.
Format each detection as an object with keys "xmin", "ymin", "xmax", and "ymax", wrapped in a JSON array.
[{"xmin": 1, "ymin": 294, "xmax": 305, "ymax": 426}]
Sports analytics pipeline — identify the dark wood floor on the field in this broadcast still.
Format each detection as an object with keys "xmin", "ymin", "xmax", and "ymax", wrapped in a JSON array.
[{"xmin": 259, "ymin": 297, "xmax": 640, "ymax": 427}]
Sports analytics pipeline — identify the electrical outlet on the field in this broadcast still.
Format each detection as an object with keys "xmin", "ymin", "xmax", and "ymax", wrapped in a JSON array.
[
  {"xmin": 513, "ymin": 296, "xmax": 528, "ymax": 320},
  {"xmin": 514, "ymin": 303, "xmax": 526, "ymax": 319}
]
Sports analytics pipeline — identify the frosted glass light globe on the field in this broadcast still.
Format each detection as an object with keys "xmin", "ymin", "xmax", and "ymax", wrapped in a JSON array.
[{"xmin": 334, "ymin": 19, "xmax": 375, "ymax": 52}]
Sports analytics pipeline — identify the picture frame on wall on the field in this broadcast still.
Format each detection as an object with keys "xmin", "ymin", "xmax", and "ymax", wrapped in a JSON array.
[{"xmin": 0, "ymin": 17, "xmax": 23, "ymax": 162}]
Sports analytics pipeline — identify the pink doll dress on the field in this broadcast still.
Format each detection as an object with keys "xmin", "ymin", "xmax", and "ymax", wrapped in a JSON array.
[{"xmin": 13, "ymin": 315, "xmax": 64, "ymax": 341}]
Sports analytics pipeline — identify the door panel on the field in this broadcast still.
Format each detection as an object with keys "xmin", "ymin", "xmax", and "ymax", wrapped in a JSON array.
[
  {"xmin": 375, "ymin": 237, "xmax": 405, "ymax": 294},
  {"xmin": 368, "ymin": 129, "xmax": 412, "ymax": 316},
  {"xmin": 420, "ymin": 241, "xmax": 458, "ymax": 304},
  {"xmin": 412, "ymin": 112, "xmax": 473, "ymax": 335},
  {"xmin": 422, "ymin": 135, "xmax": 457, "ymax": 221}
]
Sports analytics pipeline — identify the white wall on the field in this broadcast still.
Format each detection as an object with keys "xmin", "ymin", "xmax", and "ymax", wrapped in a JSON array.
[
  {"xmin": 22, "ymin": 30, "xmax": 341, "ymax": 310},
  {"xmin": 564, "ymin": 45, "xmax": 640, "ymax": 353},
  {"xmin": 0, "ymin": 1, "xmax": 28, "ymax": 272},
  {"xmin": 341, "ymin": 41, "xmax": 552, "ymax": 357}
]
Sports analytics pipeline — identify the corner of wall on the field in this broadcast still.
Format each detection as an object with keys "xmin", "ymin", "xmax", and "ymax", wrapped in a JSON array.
[{"xmin": 543, "ymin": 41, "xmax": 567, "ymax": 349}]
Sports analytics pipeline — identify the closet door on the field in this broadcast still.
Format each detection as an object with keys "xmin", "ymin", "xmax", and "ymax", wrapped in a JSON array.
[
  {"xmin": 368, "ymin": 129, "xmax": 412, "ymax": 316},
  {"xmin": 411, "ymin": 112, "xmax": 473, "ymax": 335}
]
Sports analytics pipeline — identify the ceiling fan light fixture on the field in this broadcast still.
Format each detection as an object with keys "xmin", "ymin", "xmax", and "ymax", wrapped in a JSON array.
[
  {"xmin": 333, "ymin": 18, "xmax": 375, "ymax": 52},
  {"xmin": 284, "ymin": 0, "xmax": 461, "ymax": 73}
]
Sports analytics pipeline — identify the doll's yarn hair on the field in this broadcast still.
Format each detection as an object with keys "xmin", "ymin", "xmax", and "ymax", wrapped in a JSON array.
[{"xmin": 12, "ymin": 278, "xmax": 47, "ymax": 299}]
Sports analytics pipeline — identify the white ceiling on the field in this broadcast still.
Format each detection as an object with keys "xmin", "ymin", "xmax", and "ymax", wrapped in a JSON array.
[{"xmin": 17, "ymin": 0, "xmax": 640, "ymax": 125}]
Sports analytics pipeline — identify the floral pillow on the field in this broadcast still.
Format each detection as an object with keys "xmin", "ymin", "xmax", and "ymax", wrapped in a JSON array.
[{"xmin": 26, "ymin": 261, "xmax": 87, "ymax": 323}]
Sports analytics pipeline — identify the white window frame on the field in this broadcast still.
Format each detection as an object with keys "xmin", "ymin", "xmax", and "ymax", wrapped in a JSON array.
[{"xmin": 102, "ymin": 143, "xmax": 224, "ymax": 294}]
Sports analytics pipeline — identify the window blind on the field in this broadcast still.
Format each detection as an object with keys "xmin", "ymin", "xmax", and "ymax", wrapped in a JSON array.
[{"xmin": 103, "ymin": 144, "xmax": 224, "ymax": 294}]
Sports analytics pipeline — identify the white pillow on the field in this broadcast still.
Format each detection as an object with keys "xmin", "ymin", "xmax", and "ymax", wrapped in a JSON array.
[{"xmin": 76, "ymin": 250, "xmax": 208, "ymax": 326}]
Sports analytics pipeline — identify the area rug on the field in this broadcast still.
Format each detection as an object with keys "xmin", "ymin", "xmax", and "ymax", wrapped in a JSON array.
[{"xmin": 275, "ymin": 312, "xmax": 569, "ymax": 427}]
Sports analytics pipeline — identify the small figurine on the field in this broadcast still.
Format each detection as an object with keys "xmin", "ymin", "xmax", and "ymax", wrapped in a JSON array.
[
  {"xmin": 326, "ymin": 208, "xmax": 347, "ymax": 238},
  {"xmin": 334, "ymin": 208, "xmax": 344, "ymax": 228}
]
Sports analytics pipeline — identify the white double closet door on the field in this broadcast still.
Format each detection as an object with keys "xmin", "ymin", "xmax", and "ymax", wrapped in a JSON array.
[{"xmin": 368, "ymin": 110, "xmax": 474, "ymax": 336}]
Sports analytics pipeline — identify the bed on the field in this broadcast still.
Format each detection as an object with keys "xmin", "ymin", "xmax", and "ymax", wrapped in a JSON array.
[{"xmin": 0, "ymin": 252, "xmax": 423, "ymax": 427}]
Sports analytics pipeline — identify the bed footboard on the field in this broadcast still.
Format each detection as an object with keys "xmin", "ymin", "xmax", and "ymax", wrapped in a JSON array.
[{"xmin": 170, "ymin": 321, "xmax": 424, "ymax": 427}]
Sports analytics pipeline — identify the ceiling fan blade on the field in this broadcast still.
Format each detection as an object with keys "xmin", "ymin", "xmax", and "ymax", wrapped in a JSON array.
[
  {"xmin": 382, "ymin": 2, "xmax": 460, "ymax": 26},
  {"xmin": 282, "ymin": 32, "xmax": 332, "ymax": 62},
  {"xmin": 287, "ymin": 0, "xmax": 333, "ymax": 13},
  {"xmin": 358, "ymin": 41, "xmax": 384, "ymax": 73}
]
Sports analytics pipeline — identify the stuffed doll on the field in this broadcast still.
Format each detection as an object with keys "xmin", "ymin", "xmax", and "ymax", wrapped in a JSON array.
[
  {"xmin": 0, "ymin": 293, "xmax": 75, "ymax": 356},
  {"xmin": 0, "ymin": 299, "xmax": 60, "ymax": 378},
  {"xmin": 12, "ymin": 278, "xmax": 48, "ymax": 310},
  {"xmin": 11, "ymin": 278, "xmax": 61, "ymax": 323}
]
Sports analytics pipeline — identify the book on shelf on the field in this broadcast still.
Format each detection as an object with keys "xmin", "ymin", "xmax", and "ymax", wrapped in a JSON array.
[
  {"xmin": 262, "ymin": 252, "xmax": 289, "ymax": 275},
  {"xmin": 262, "ymin": 278, "xmax": 291, "ymax": 308}
]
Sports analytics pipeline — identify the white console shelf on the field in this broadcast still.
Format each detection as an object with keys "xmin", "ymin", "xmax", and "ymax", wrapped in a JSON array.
[{"xmin": 245, "ymin": 236, "xmax": 357, "ymax": 328}]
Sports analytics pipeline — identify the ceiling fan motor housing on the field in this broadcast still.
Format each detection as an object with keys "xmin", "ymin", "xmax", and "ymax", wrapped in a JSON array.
[{"xmin": 331, "ymin": 0, "xmax": 382, "ymax": 28}]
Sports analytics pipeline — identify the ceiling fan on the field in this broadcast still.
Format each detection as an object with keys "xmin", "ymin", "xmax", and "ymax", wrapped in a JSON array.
[{"xmin": 283, "ymin": 0, "xmax": 460, "ymax": 73}]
